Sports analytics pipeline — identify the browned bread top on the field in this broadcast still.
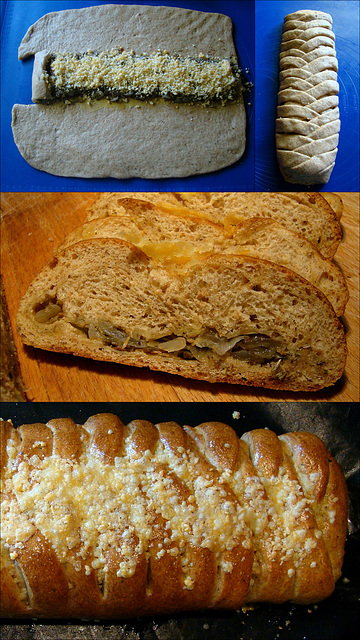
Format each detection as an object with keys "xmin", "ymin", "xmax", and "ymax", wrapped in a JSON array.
[{"xmin": 1, "ymin": 416, "xmax": 348, "ymax": 618}]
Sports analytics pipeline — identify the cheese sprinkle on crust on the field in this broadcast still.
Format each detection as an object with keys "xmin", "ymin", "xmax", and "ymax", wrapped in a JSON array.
[{"xmin": 1, "ymin": 419, "xmax": 347, "ymax": 616}]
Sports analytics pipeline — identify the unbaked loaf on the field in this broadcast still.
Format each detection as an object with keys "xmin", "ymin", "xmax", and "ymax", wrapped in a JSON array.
[
  {"xmin": 16, "ymin": 236, "xmax": 347, "ymax": 391},
  {"xmin": 87, "ymin": 191, "xmax": 342, "ymax": 259},
  {"xmin": 276, "ymin": 10, "xmax": 340, "ymax": 184},
  {"xmin": 0, "ymin": 416, "xmax": 348, "ymax": 618}
]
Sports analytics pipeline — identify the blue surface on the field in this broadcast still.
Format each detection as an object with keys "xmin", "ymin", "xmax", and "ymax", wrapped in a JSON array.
[
  {"xmin": 255, "ymin": 0, "xmax": 360, "ymax": 192},
  {"xmin": 0, "ymin": 0, "xmax": 255, "ymax": 192}
]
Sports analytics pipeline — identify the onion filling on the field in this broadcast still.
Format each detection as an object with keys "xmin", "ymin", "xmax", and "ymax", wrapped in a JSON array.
[{"xmin": 33, "ymin": 301, "xmax": 284, "ymax": 365}]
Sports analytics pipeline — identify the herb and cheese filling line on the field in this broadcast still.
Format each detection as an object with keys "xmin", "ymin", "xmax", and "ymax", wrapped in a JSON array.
[{"xmin": 33, "ymin": 49, "xmax": 242, "ymax": 105}]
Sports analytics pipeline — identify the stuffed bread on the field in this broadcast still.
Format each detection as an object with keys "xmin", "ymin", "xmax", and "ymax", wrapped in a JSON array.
[
  {"xmin": 16, "ymin": 237, "xmax": 347, "ymax": 391},
  {"xmin": 60, "ymin": 201, "xmax": 348, "ymax": 316},
  {"xmin": 276, "ymin": 10, "xmax": 340, "ymax": 185},
  {"xmin": 87, "ymin": 191, "xmax": 342, "ymax": 259},
  {"xmin": 0, "ymin": 416, "xmax": 348, "ymax": 618},
  {"xmin": 12, "ymin": 4, "xmax": 246, "ymax": 179}
]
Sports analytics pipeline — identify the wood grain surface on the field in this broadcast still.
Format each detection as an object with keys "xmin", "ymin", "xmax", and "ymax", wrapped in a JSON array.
[{"xmin": 1, "ymin": 192, "xmax": 358, "ymax": 402}]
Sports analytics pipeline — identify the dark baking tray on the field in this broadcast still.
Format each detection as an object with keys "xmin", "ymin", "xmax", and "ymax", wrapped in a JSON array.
[{"xmin": 1, "ymin": 402, "xmax": 359, "ymax": 639}]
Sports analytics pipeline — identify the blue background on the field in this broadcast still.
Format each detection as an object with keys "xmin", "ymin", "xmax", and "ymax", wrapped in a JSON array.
[
  {"xmin": 0, "ymin": 0, "xmax": 255, "ymax": 192},
  {"xmin": 255, "ymin": 0, "xmax": 360, "ymax": 191},
  {"xmin": 1, "ymin": 1, "xmax": 358, "ymax": 192}
]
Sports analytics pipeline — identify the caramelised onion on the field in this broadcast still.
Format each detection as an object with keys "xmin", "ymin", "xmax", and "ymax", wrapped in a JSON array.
[
  {"xmin": 34, "ymin": 302, "xmax": 62, "ymax": 323},
  {"xmin": 151, "ymin": 336, "xmax": 187, "ymax": 353},
  {"xmin": 88, "ymin": 321, "xmax": 148, "ymax": 348},
  {"xmin": 232, "ymin": 334, "xmax": 282, "ymax": 363},
  {"xmin": 233, "ymin": 347, "xmax": 279, "ymax": 364},
  {"xmin": 193, "ymin": 332, "xmax": 243, "ymax": 356},
  {"xmin": 72, "ymin": 317, "xmax": 284, "ymax": 364},
  {"xmin": 236, "ymin": 334, "xmax": 282, "ymax": 349}
]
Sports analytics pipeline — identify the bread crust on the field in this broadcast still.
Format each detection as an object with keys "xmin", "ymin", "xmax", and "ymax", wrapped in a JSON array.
[{"xmin": 0, "ymin": 417, "xmax": 348, "ymax": 618}]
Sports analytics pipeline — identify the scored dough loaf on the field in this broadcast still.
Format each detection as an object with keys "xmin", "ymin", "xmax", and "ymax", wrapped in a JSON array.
[
  {"xmin": 276, "ymin": 10, "xmax": 340, "ymax": 185},
  {"xmin": 0, "ymin": 416, "xmax": 348, "ymax": 618}
]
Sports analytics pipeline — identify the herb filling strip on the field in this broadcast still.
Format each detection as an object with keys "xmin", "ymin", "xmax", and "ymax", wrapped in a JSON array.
[{"xmin": 44, "ymin": 49, "xmax": 242, "ymax": 104}]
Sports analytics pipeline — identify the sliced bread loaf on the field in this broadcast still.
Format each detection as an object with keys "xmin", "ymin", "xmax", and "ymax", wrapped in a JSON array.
[
  {"xmin": 87, "ymin": 192, "xmax": 342, "ymax": 259},
  {"xmin": 321, "ymin": 192, "xmax": 343, "ymax": 219},
  {"xmin": 16, "ymin": 237, "xmax": 347, "ymax": 392},
  {"xmin": 61, "ymin": 207, "xmax": 348, "ymax": 316}
]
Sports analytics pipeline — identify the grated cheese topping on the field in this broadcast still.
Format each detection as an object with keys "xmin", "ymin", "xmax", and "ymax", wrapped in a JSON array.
[
  {"xmin": 1, "ymin": 435, "xmax": 247, "ymax": 584},
  {"xmin": 45, "ymin": 49, "xmax": 241, "ymax": 104},
  {"xmin": 228, "ymin": 463, "xmax": 334, "ymax": 569},
  {"xmin": 1, "ymin": 426, "xmax": 337, "ymax": 595}
]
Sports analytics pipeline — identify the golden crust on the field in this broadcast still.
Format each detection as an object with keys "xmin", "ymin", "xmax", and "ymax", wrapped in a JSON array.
[{"xmin": 0, "ymin": 417, "xmax": 348, "ymax": 618}]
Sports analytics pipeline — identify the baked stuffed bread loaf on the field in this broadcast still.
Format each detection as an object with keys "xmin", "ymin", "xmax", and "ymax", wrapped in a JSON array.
[
  {"xmin": 276, "ymin": 10, "xmax": 340, "ymax": 185},
  {"xmin": 0, "ymin": 416, "xmax": 348, "ymax": 618},
  {"xmin": 68, "ymin": 197, "xmax": 348, "ymax": 315},
  {"xmin": 87, "ymin": 191, "xmax": 342, "ymax": 260},
  {"xmin": 16, "ymin": 235, "xmax": 347, "ymax": 391}
]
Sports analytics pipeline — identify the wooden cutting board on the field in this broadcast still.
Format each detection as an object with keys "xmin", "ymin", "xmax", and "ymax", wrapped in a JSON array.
[{"xmin": 1, "ymin": 192, "xmax": 358, "ymax": 402}]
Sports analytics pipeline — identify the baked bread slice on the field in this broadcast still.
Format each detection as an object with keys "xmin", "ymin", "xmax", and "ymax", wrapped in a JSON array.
[
  {"xmin": 61, "ymin": 203, "xmax": 348, "ymax": 316},
  {"xmin": 16, "ymin": 237, "xmax": 347, "ymax": 391},
  {"xmin": 276, "ymin": 10, "xmax": 340, "ymax": 184},
  {"xmin": 87, "ymin": 192, "xmax": 342, "ymax": 259},
  {"xmin": 0, "ymin": 416, "xmax": 348, "ymax": 618}
]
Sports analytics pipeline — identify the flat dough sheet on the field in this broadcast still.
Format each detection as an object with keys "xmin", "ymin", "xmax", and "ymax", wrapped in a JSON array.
[
  {"xmin": 13, "ymin": 3, "xmax": 246, "ymax": 179},
  {"xmin": 12, "ymin": 101, "xmax": 244, "ymax": 179},
  {"xmin": 18, "ymin": 4, "xmax": 236, "ymax": 59}
]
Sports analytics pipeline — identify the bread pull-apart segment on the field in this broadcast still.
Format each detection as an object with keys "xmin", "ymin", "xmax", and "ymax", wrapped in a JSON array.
[
  {"xmin": 0, "ymin": 417, "xmax": 348, "ymax": 618},
  {"xmin": 276, "ymin": 10, "xmax": 340, "ymax": 184}
]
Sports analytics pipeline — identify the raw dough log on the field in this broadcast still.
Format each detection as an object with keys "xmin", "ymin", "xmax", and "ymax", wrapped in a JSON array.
[{"xmin": 276, "ymin": 10, "xmax": 340, "ymax": 185}]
